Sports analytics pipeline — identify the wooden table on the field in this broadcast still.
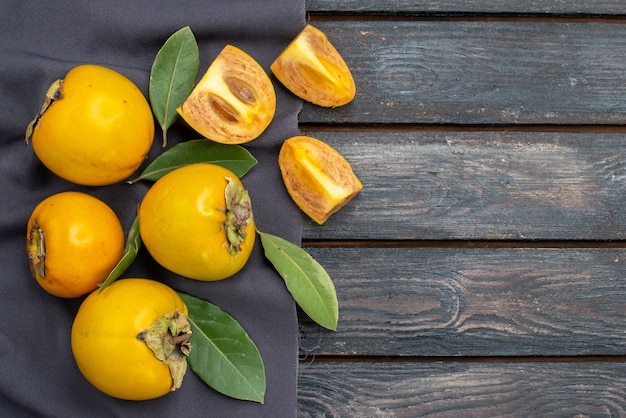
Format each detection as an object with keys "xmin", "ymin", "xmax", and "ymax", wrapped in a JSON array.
[{"xmin": 295, "ymin": 2, "xmax": 626, "ymax": 416}]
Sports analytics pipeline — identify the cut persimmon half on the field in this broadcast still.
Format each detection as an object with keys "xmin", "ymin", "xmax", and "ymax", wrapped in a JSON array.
[
  {"xmin": 177, "ymin": 45, "xmax": 276, "ymax": 144},
  {"xmin": 271, "ymin": 25, "xmax": 355, "ymax": 107},
  {"xmin": 278, "ymin": 135, "xmax": 362, "ymax": 224}
]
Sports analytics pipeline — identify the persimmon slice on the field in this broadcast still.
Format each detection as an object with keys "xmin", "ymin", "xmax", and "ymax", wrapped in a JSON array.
[
  {"xmin": 271, "ymin": 25, "xmax": 356, "ymax": 107},
  {"xmin": 278, "ymin": 135, "xmax": 362, "ymax": 224},
  {"xmin": 177, "ymin": 45, "xmax": 276, "ymax": 144}
]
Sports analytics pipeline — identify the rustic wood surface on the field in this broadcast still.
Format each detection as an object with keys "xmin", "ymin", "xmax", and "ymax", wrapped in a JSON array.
[
  {"xmin": 307, "ymin": 1, "xmax": 626, "ymax": 15},
  {"xmin": 299, "ymin": 247, "xmax": 626, "ymax": 356},
  {"xmin": 299, "ymin": 21, "xmax": 626, "ymax": 125},
  {"xmin": 298, "ymin": 362, "xmax": 626, "ymax": 417},
  {"xmin": 296, "ymin": 2, "xmax": 626, "ymax": 416},
  {"xmin": 301, "ymin": 130, "xmax": 626, "ymax": 241}
]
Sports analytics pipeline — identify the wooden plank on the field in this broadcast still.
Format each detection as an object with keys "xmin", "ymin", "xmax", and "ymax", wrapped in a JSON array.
[
  {"xmin": 298, "ymin": 21, "xmax": 626, "ymax": 125},
  {"xmin": 300, "ymin": 130, "xmax": 626, "ymax": 241},
  {"xmin": 298, "ymin": 361, "xmax": 626, "ymax": 417},
  {"xmin": 307, "ymin": 0, "xmax": 626, "ymax": 15},
  {"xmin": 299, "ymin": 247, "xmax": 626, "ymax": 356}
]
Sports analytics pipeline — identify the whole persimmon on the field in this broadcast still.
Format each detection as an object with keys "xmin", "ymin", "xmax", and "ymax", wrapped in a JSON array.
[
  {"xmin": 139, "ymin": 163, "xmax": 255, "ymax": 281},
  {"xmin": 26, "ymin": 191, "xmax": 124, "ymax": 298},
  {"xmin": 26, "ymin": 64, "xmax": 154, "ymax": 186},
  {"xmin": 71, "ymin": 278, "xmax": 191, "ymax": 400}
]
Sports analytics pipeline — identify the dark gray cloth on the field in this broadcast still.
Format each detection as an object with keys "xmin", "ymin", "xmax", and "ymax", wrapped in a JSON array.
[{"xmin": 0, "ymin": 1, "xmax": 304, "ymax": 416}]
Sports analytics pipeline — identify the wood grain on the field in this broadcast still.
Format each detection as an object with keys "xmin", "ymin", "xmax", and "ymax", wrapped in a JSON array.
[
  {"xmin": 298, "ymin": 21, "xmax": 626, "ymax": 125},
  {"xmin": 307, "ymin": 1, "xmax": 626, "ymax": 15},
  {"xmin": 299, "ymin": 130, "xmax": 626, "ymax": 241},
  {"xmin": 298, "ymin": 361, "xmax": 626, "ymax": 417},
  {"xmin": 292, "ymin": 5, "xmax": 626, "ymax": 415},
  {"xmin": 299, "ymin": 247, "xmax": 626, "ymax": 356}
]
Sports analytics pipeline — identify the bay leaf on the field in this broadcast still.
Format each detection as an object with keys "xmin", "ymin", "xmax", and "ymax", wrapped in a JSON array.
[
  {"xmin": 98, "ymin": 215, "xmax": 141, "ymax": 293},
  {"xmin": 129, "ymin": 139, "xmax": 257, "ymax": 183},
  {"xmin": 178, "ymin": 292, "xmax": 266, "ymax": 403},
  {"xmin": 257, "ymin": 230, "xmax": 338, "ymax": 331},
  {"xmin": 149, "ymin": 26, "xmax": 199, "ymax": 147}
]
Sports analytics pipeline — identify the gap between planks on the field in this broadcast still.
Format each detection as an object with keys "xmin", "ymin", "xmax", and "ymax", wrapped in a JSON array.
[
  {"xmin": 300, "ymin": 123, "xmax": 626, "ymax": 134},
  {"xmin": 299, "ymin": 355, "xmax": 626, "ymax": 364},
  {"xmin": 308, "ymin": 13, "xmax": 626, "ymax": 24},
  {"xmin": 301, "ymin": 240, "xmax": 626, "ymax": 249}
]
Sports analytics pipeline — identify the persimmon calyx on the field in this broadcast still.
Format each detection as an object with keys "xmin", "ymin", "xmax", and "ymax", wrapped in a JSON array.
[
  {"xmin": 27, "ymin": 220, "xmax": 46, "ymax": 278},
  {"xmin": 25, "ymin": 79, "xmax": 63, "ymax": 144},
  {"xmin": 137, "ymin": 311, "xmax": 192, "ymax": 392},
  {"xmin": 224, "ymin": 176, "xmax": 253, "ymax": 255}
]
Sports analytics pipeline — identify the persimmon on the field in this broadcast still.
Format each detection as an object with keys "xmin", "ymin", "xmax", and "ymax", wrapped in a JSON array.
[
  {"xmin": 26, "ymin": 191, "xmax": 124, "ymax": 298},
  {"xmin": 71, "ymin": 278, "xmax": 191, "ymax": 400},
  {"xmin": 177, "ymin": 45, "xmax": 276, "ymax": 144},
  {"xmin": 278, "ymin": 135, "xmax": 362, "ymax": 224},
  {"xmin": 271, "ymin": 25, "xmax": 355, "ymax": 107},
  {"xmin": 26, "ymin": 64, "xmax": 154, "ymax": 186},
  {"xmin": 139, "ymin": 163, "xmax": 255, "ymax": 281}
]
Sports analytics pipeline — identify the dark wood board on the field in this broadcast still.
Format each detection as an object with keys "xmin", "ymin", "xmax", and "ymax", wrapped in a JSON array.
[
  {"xmin": 298, "ymin": 21, "xmax": 626, "ymax": 125},
  {"xmin": 298, "ymin": 361, "xmax": 626, "ymax": 417},
  {"xmin": 307, "ymin": 1, "xmax": 626, "ymax": 15},
  {"xmin": 299, "ymin": 247, "xmax": 626, "ymax": 356},
  {"xmin": 290, "ymin": 6, "xmax": 626, "ymax": 415},
  {"xmin": 300, "ymin": 130, "xmax": 626, "ymax": 241}
]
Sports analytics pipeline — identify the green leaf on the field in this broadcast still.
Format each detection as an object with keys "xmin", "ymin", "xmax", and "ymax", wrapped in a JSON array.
[
  {"xmin": 128, "ymin": 139, "xmax": 257, "ymax": 183},
  {"xmin": 257, "ymin": 230, "xmax": 338, "ymax": 331},
  {"xmin": 150, "ymin": 26, "xmax": 199, "ymax": 147},
  {"xmin": 98, "ymin": 216, "xmax": 142, "ymax": 293},
  {"xmin": 178, "ymin": 292, "xmax": 266, "ymax": 403}
]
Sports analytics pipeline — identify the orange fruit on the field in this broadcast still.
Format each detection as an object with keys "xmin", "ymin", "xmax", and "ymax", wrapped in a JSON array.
[
  {"xmin": 26, "ymin": 64, "xmax": 154, "ymax": 186},
  {"xmin": 279, "ymin": 135, "xmax": 362, "ymax": 224},
  {"xmin": 177, "ymin": 45, "xmax": 276, "ymax": 144},
  {"xmin": 72, "ymin": 278, "xmax": 191, "ymax": 400},
  {"xmin": 26, "ymin": 191, "xmax": 124, "ymax": 297},
  {"xmin": 139, "ymin": 163, "xmax": 255, "ymax": 281},
  {"xmin": 271, "ymin": 24, "xmax": 356, "ymax": 107}
]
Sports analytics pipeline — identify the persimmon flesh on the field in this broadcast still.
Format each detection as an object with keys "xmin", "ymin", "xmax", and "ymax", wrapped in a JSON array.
[
  {"xmin": 177, "ymin": 45, "xmax": 276, "ymax": 144},
  {"xmin": 278, "ymin": 135, "xmax": 362, "ymax": 224},
  {"xmin": 271, "ymin": 25, "xmax": 355, "ymax": 107}
]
